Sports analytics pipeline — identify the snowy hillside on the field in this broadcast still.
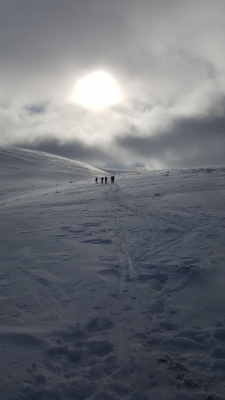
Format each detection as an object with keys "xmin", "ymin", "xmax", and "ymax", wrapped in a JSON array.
[
  {"xmin": 0, "ymin": 149, "xmax": 225, "ymax": 400},
  {"xmin": 0, "ymin": 147, "xmax": 105, "ymax": 192}
]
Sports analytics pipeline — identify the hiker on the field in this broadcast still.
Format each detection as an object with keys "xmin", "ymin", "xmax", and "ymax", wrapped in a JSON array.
[
  {"xmin": 95, "ymin": 177, "xmax": 98, "ymax": 183},
  {"xmin": 101, "ymin": 177, "xmax": 104, "ymax": 183},
  {"xmin": 105, "ymin": 176, "xmax": 108, "ymax": 183}
]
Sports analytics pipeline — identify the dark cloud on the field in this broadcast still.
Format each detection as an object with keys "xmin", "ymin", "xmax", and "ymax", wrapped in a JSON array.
[
  {"xmin": 16, "ymin": 137, "xmax": 111, "ymax": 167},
  {"xmin": 25, "ymin": 103, "xmax": 47, "ymax": 115},
  {"xmin": 116, "ymin": 116, "xmax": 225, "ymax": 167}
]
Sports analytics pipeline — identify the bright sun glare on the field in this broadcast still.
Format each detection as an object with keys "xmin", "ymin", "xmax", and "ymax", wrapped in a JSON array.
[{"xmin": 74, "ymin": 71, "xmax": 121, "ymax": 110}]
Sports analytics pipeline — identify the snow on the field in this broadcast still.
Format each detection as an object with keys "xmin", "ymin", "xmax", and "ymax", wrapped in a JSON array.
[{"xmin": 0, "ymin": 148, "xmax": 225, "ymax": 399}]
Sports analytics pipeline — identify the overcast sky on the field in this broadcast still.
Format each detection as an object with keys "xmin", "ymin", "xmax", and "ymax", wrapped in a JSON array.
[{"xmin": 1, "ymin": 0, "xmax": 225, "ymax": 169}]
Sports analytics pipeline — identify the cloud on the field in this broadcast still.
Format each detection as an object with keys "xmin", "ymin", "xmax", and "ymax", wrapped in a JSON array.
[
  {"xmin": 116, "ymin": 114, "xmax": 225, "ymax": 168},
  {"xmin": 16, "ymin": 137, "xmax": 110, "ymax": 166},
  {"xmin": 0, "ymin": 0, "xmax": 225, "ymax": 168}
]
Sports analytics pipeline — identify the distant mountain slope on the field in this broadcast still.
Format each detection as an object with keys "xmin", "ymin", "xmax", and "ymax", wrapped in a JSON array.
[{"xmin": 0, "ymin": 147, "xmax": 105, "ymax": 192}]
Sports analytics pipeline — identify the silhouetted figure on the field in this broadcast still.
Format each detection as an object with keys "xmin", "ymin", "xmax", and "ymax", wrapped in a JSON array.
[
  {"xmin": 101, "ymin": 177, "xmax": 104, "ymax": 184},
  {"xmin": 111, "ymin": 176, "xmax": 115, "ymax": 183},
  {"xmin": 105, "ymin": 176, "xmax": 108, "ymax": 183},
  {"xmin": 95, "ymin": 177, "xmax": 98, "ymax": 183}
]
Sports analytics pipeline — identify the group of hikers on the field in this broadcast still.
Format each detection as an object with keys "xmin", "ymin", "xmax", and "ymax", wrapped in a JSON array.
[{"xmin": 95, "ymin": 176, "xmax": 115, "ymax": 184}]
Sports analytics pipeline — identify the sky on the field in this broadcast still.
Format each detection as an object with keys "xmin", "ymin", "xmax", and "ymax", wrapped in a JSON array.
[{"xmin": 0, "ymin": 0, "xmax": 225, "ymax": 169}]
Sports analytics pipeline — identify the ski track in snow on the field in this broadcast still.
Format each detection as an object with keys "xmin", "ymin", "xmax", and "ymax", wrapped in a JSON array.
[{"xmin": 0, "ymin": 149, "xmax": 225, "ymax": 399}]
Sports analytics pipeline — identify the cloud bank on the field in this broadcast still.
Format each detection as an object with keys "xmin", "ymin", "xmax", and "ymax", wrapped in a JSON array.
[{"xmin": 0, "ymin": 0, "xmax": 225, "ymax": 168}]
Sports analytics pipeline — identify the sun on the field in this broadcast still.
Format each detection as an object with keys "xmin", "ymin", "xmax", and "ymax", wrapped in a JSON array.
[{"xmin": 74, "ymin": 71, "xmax": 121, "ymax": 110}]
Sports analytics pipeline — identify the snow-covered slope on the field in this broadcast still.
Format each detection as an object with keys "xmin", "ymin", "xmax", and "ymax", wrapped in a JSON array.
[
  {"xmin": 0, "ymin": 149, "xmax": 225, "ymax": 400},
  {"xmin": 0, "ymin": 147, "xmax": 105, "ymax": 193}
]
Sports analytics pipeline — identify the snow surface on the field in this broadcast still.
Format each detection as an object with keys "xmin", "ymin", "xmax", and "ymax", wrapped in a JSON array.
[{"xmin": 0, "ymin": 148, "xmax": 225, "ymax": 400}]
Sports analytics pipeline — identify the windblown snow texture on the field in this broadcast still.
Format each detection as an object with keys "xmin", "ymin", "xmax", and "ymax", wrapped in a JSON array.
[{"xmin": 0, "ymin": 148, "xmax": 225, "ymax": 400}]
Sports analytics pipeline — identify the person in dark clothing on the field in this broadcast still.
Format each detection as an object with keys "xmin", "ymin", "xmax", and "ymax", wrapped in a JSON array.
[
  {"xmin": 111, "ymin": 176, "xmax": 115, "ymax": 183},
  {"xmin": 95, "ymin": 177, "xmax": 98, "ymax": 183},
  {"xmin": 101, "ymin": 177, "xmax": 104, "ymax": 183},
  {"xmin": 105, "ymin": 176, "xmax": 108, "ymax": 183}
]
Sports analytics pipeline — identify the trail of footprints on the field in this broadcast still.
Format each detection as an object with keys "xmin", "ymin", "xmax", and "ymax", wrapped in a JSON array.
[
  {"xmin": 16, "ymin": 263, "xmax": 225, "ymax": 399},
  {"xmin": 14, "ymin": 183, "xmax": 225, "ymax": 399},
  {"xmin": 8, "ymin": 256, "xmax": 224, "ymax": 400},
  {"xmin": 17, "ymin": 314, "xmax": 225, "ymax": 399},
  {"xmin": 19, "ymin": 315, "xmax": 136, "ymax": 400}
]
